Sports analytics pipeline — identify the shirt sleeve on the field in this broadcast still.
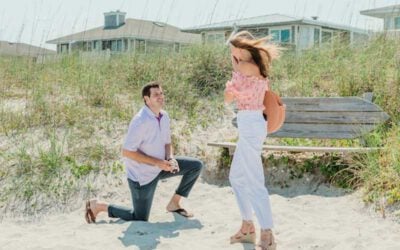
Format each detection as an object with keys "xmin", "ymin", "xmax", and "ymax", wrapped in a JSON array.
[
  {"xmin": 164, "ymin": 113, "xmax": 172, "ymax": 144},
  {"xmin": 123, "ymin": 116, "xmax": 147, "ymax": 151}
]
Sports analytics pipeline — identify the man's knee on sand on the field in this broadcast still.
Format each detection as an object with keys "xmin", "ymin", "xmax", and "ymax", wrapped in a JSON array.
[
  {"xmin": 193, "ymin": 158, "xmax": 204, "ymax": 173},
  {"xmin": 134, "ymin": 211, "xmax": 150, "ymax": 221}
]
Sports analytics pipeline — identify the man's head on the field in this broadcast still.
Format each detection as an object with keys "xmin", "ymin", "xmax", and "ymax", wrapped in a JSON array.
[{"xmin": 142, "ymin": 81, "xmax": 165, "ymax": 112}]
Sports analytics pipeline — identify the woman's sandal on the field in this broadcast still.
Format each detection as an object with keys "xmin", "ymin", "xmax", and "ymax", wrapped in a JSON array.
[
  {"xmin": 230, "ymin": 229, "xmax": 256, "ymax": 244},
  {"xmin": 256, "ymin": 229, "xmax": 277, "ymax": 250},
  {"xmin": 230, "ymin": 222, "xmax": 256, "ymax": 244}
]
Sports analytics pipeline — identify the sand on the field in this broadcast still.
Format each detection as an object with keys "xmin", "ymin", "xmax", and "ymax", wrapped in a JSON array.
[{"xmin": 1, "ymin": 176, "xmax": 399, "ymax": 250}]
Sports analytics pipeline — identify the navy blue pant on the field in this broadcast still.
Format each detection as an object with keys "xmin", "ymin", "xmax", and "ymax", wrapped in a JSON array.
[{"xmin": 108, "ymin": 156, "xmax": 203, "ymax": 221}]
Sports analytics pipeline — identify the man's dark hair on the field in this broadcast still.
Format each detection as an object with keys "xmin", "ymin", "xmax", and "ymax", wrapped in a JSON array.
[{"xmin": 142, "ymin": 81, "xmax": 161, "ymax": 102}]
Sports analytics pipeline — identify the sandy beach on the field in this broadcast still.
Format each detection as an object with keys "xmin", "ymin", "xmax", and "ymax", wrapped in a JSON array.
[{"xmin": 1, "ymin": 175, "xmax": 399, "ymax": 250}]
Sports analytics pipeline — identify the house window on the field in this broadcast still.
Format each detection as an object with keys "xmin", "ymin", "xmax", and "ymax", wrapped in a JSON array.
[
  {"xmin": 281, "ymin": 29, "xmax": 290, "ymax": 43},
  {"xmin": 109, "ymin": 40, "xmax": 123, "ymax": 51},
  {"xmin": 87, "ymin": 41, "xmax": 92, "ymax": 51},
  {"xmin": 321, "ymin": 30, "xmax": 333, "ymax": 43},
  {"xmin": 174, "ymin": 43, "xmax": 180, "ymax": 52},
  {"xmin": 270, "ymin": 30, "xmax": 280, "ymax": 41},
  {"xmin": 248, "ymin": 28, "xmax": 268, "ymax": 38},
  {"xmin": 395, "ymin": 17, "xmax": 400, "ymax": 30},
  {"xmin": 60, "ymin": 44, "xmax": 69, "ymax": 53},
  {"xmin": 314, "ymin": 28, "xmax": 321, "ymax": 46},
  {"xmin": 117, "ymin": 40, "xmax": 122, "ymax": 51},
  {"xmin": 102, "ymin": 41, "xmax": 112, "ymax": 50},
  {"xmin": 136, "ymin": 39, "xmax": 146, "ymax": 53},
  {"xmin": 111, "ymin": 40, "xmax": 117, "ymax": 51},
  {"xmin": 206, "ymin": 33, "xmax": 225, "ymax": 44},
  {"xmin": 270, "ymin": 29, "xmax": 291, "ymax": 43},
  {"xmin": 124, "ymin": 39, "xmax": 129, "ymax": 51},
  {"xmin": 93, "ymin": 41, "xmax": 100, "ymax": 50},
  {"xmin": 291, "ymin": 26, "xmax": 295, "ymax": 43}
]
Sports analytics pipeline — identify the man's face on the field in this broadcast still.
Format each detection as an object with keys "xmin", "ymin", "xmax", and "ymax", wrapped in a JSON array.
[{"xmin": 145, "ymin": 87, "xmax": 165, "ymax": 110}]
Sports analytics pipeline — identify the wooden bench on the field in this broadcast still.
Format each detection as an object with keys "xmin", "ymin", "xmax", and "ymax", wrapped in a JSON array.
[{"xmin": 208, "ymin": 93, "xmax": 390, "ymax": 154}]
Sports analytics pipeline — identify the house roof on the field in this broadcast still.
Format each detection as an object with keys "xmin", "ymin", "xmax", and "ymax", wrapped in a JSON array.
[
  {"xmin": 47, "ymin": 18, "xmax": 201, "ymax": 44},
  {"xmin": 183, "ymin": 14, "xmax": 367, "ymax": 34},
  {"xmin": 0, "ymin": 41, "xmax": 55, "ymax": 57},
  {"xmin": 360, "ymin": 4, "xmax": 400, "ymax": 18}
]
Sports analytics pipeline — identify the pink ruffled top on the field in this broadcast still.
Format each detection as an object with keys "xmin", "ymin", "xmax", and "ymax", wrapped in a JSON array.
[{"xmin": 225, "ymin": 71, "xmax": 269, "ymax": 110}]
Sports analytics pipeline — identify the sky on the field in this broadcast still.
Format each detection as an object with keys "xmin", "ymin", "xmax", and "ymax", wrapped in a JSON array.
[{"xmin": 0, "ymin": 0, "xmax": 399, "ymax": 50}]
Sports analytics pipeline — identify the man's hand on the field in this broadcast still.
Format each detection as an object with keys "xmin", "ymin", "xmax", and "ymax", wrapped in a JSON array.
[
  {"xmin": 156, "ymin": 159, "xmax": 174, "ymax": 172},
  {"xmin": 168, "ymin": 158, "xmax": 180, "ymax": 173}
]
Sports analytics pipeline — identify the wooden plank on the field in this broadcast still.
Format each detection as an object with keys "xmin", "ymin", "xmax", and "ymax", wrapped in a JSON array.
[
  {"xmin": 269, "ymin": 123, "xmax": 376, "ymax": 139},
  {"xmin": 284, "ymin": 111, "xmax": 389, "ymax": 124},
  {"xmin": 207, "ymin": 142, "xmax": 380, "ymax": 154},
  {"xmin": 231, "ymin": 112, "xmax": 390, "ymax": 126},
  {"xmin": 282, "ymin": 97, "xmax": 383, "ymax": 112},
  {"xmin": 231, "ymin": 119, "xmax": 378, "ymax": 138},
  {"xmin": 234, "ymin": 97, "xmax": 387, "ymax": 113}
]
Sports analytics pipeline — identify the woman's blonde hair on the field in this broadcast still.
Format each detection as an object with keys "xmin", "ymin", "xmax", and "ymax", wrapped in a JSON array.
[{"xmin": 228, "ymin": 30, "xmax": 281, "ymax": 78}]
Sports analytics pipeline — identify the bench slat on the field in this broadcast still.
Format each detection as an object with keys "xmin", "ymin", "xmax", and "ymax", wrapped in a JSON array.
[
  {"xmin": 282, "ymin": 97, "xmax": 383, "ymax": 112},
  {"xmin": 284, "ymin": 111, "xmax": 389, "ymax": 124},
  {"xmin": 232, "ymin": 119, "xmax": 378, "ymax": 138},
  {"xmin": 269, "ymin": 123, "xmax": 376, "ymax": 139},
  {"xmin": 208, "ymin": 142, "xmax": 380, "ymax": 153}
]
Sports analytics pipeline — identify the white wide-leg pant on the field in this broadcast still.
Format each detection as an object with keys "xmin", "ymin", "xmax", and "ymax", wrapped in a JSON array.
[{"xmin": 229, "ymin": 110, "xmax": 273, "ymax": 229}]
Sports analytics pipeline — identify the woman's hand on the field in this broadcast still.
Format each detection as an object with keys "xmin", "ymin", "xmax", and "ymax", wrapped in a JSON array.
[
  {"xmin": 224, "ymin": 81, "xmax": 236, "ymax": 104},
  {"xmin": 225, "ymin": 81, "xmax": 239, "ymax": 94}
]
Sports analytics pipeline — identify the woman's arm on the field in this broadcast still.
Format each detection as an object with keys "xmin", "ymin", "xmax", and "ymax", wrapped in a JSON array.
[{"xmin": 224, "ymin": 89, "xmax": 235, "ymax": 104}]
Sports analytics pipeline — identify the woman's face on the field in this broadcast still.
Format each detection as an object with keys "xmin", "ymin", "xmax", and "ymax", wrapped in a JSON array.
[{"xmin": 230, "ymin": 45, "xmax": 252, "ymax": 65}]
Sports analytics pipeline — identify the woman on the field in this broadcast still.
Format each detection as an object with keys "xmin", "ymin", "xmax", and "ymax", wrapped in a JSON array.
[{"xmin": 224, "ymin": 30, "xmax": 280, "ymax": 250}]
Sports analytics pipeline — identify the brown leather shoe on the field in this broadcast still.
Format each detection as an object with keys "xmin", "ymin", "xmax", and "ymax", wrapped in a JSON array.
[{"xmin": 85, "ymin": 200, "xmax": 96, "ymax": 224}]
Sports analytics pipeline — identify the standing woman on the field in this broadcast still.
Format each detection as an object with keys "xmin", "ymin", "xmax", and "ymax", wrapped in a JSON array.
[{"xmin": 224, "ymin": 30, "xmax": 280, "ymax": 250}]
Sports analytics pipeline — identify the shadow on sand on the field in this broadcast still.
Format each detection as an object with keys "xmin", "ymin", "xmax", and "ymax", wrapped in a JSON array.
[{"xmin": 117, "ymin": 213, "xmax": 203, "ymax": 249}]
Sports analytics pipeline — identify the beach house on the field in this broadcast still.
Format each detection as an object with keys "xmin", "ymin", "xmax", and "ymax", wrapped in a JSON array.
[
  {"xmin": 183, "ymin": 14, "xmax": 368, "ymax": 51},
  {"xmin": 360, "ymin": 4, "xmax": 400, "ymax": 36},
  {"xmin": 0, "ymin": 40, "xmax": 55, "ymax": 60},
  {"xmin": 47, "ymin": 10, "xmax": 200, "ymax": 54}
]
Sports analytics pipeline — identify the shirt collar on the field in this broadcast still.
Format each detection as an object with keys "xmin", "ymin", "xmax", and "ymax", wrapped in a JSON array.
[{"xmin": 143, "ymin": 105, "xmax": 163, "ymax": 119}]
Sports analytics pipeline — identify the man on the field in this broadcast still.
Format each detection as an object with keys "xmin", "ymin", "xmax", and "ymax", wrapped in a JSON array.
[{"xmin": 85, "ymin": 81, "xmax": 203, "ymax": 223}]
